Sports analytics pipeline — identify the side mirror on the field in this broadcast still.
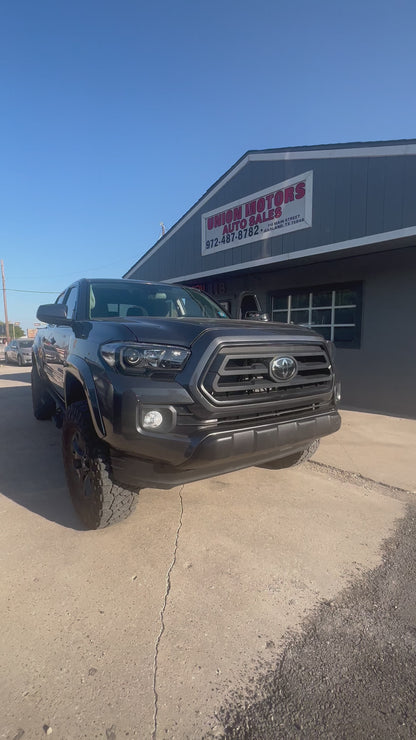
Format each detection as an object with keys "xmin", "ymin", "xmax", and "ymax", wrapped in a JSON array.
[
  {"xmin": 36, "ymin": 303, "xmax": 71, "ymax": 325},
  {"xmin": 245, "ymin": 311, "xmax": 270, "ymax": 322}
]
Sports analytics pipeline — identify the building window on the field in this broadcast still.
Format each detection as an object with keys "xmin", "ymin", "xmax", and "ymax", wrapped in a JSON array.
[{"xmin": 270, "ymin": 283, "xmax": 362, "ymax": 348}]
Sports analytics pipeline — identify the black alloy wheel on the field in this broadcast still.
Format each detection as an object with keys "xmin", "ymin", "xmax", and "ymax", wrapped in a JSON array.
[{"xmin": 62, "ymin": 400, "xmax": 138, "ymax": 530}]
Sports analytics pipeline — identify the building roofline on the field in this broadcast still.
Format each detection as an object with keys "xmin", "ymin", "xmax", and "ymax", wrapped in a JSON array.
[
  {"xmin": 123, "ymin": 139, "xmax": 416, "ymax": 279},
  {"xmin": 163, "ymin": 226, "xmax": 416, "ymax": 284}
]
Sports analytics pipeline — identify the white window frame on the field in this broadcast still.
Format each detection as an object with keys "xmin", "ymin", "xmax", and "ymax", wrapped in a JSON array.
[{"xmin": 271, "ymin": 285, "xmax": 361, "ymax": 345}]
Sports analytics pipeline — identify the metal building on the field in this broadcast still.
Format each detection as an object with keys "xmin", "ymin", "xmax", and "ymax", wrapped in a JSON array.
[{"xmin": 125, "ymin": 140, "xmax": 416, "ymax": 418}]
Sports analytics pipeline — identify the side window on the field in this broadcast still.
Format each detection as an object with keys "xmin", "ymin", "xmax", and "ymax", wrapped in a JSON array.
[
  {"xmin": 56, "ymin": 291, "xmax": 66, "ymax": 305},
  {"xmin": 64, "ymin": 286, "xmax": 78, "ymax": 321}
]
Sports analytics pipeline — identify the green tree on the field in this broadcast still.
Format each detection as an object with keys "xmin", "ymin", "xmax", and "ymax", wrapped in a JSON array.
[{"xmin": 0, "ymin": 322, "xmax": 24, "ymax": 339}]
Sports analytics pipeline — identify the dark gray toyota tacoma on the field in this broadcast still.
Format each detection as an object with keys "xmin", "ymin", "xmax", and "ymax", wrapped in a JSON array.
[{"xmin": 32, "ymin": 278, "xmax": 341, "ymax": 529}]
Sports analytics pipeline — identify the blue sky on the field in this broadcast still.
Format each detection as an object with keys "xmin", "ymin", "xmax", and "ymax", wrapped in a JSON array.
[{"xmin": 1, "ymin": 0, "xmax": 415, "ymax": 332}]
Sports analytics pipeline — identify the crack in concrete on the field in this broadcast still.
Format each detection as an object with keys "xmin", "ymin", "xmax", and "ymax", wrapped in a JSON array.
[
  {"xmin": 309, "ymin": 460, "xmax": 414, "ymax": 501},
  {"xmin": 152, "ymin": 488, "xmax": 184, "ymax": 740}
]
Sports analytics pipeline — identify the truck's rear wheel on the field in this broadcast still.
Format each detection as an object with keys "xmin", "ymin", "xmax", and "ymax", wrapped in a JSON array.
[
  {"xmin": 31, "ymin": 362, "xmax": 56, "ymax": 420},
  {"xmin": 259, "ymin": 439, "xmax": 320, "ymax": 469},
  {"xmin": 62, "ymin": 400, "xmax": 137, "ymax": 529}
]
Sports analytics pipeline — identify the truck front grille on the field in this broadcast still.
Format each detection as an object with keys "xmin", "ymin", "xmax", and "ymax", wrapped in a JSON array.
[{"xmin": 199, "ymin": 343, "xmax": 333, "ymax": 406}]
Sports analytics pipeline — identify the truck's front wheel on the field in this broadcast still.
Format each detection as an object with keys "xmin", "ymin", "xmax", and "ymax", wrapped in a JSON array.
[{"xmin": 62, "ymin": 400, "xmax": 138, "ymax": 529}]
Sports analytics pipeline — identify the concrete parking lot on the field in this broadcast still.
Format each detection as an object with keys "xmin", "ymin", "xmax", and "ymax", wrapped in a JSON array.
[{"xmin": 0, "ymin": 364, "xmax": 415, "ymax": 739}]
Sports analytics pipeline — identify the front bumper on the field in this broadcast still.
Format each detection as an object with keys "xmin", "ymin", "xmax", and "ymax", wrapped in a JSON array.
[{"xmin": 109, "ymin": 410, "xmax": 341, "ymax": 490}]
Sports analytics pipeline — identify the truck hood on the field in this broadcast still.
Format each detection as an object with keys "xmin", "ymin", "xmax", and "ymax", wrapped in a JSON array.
[{"xmin": 119, "ymin": 317, "xmax": 324, "ymax": 347}]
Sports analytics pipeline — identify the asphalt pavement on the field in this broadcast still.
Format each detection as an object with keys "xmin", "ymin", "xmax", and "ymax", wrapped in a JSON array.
[{"xmin": 0, "ymin": 365, "xmax": 415, "ymax": 740}]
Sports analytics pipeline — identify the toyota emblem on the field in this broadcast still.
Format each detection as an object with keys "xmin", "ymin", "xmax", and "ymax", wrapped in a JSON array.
[{"xmin": 270, "ymin": 356, "xmax": 297, "ymax": 381}]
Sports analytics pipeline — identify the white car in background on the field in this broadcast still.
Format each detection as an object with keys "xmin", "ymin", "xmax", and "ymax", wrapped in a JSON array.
[{"xmin": 4, "ymin": 338, "xmax": 34, "ymax": 366}]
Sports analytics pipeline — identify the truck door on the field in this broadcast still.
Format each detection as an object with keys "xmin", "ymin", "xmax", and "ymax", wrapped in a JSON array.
[{"xmin": 42, "ymin": 285, "xmax": 78, "ymax": 394}]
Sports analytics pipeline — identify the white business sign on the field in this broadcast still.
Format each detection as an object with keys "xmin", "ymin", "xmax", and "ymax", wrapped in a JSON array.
[{"xmin": 202, "ymin": 170, "xmax": 313, "ymax": 256}]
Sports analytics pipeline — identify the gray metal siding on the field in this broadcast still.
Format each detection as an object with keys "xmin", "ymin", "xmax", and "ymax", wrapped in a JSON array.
[
  {"xmin": 338, "ymin": 248, "xmax": 416, "ymax": 418},
  {"xmin": 366, "ymin": 157, "xmax": 386, "ymax": 236},
  {"xmin": 382, "ymin": 155, "xmax": 405, "ymax": 233},
  {"xmin": 403, "ymin": 155, "xmax": 416, "ymax": 225},
  {"xmin": 349, "ymin": 158, "xmax": 368, "ymax": 240},
  {"xmin": 130, "ymin": 149, "xmax": 416, "ymax": 283}
]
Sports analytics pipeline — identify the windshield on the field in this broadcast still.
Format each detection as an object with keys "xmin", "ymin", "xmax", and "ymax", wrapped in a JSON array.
[
  {"xmin": 18, "ymin": 340, "xmax": 34, "ymax": 348},
  {"xmin": 89, "ymin": 282, "xmax": 229, "ymax": 320}
]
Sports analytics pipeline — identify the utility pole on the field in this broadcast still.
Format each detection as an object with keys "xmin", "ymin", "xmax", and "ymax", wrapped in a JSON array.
[{"xmin": 1, "ymin": 260, "xmax": 10, "ymax": 343}]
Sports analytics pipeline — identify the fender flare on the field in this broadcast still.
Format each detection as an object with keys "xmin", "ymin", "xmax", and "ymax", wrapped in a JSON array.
[
  {"xmin": 64, "ymin": 357, "xmax": 106, "ymax": 438},
  {"xmin": 32, "ymin": 346, "xmax": 44, "ymax": 374}
]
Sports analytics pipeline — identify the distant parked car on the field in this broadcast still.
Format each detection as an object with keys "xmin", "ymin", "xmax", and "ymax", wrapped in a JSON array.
[{"xmin": 4, "ymin": 338, "xmax": 34, "ymax": 366}]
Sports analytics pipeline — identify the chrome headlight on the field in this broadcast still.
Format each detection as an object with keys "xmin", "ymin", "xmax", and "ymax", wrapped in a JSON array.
[{"xmin": 100, "ymin": 342, "xmax": 190, "ymax": 373}]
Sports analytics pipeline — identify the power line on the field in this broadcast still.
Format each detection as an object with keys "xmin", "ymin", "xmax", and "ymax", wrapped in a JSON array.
[{"xmin": 1, "ymin": 288, "xmax": 59, "ymax": 294}]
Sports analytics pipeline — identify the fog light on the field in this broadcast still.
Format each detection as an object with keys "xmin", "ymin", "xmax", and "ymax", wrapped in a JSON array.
[{"xmin": 142, "ymin": 410, "xmax": 164, "ymax": 429}]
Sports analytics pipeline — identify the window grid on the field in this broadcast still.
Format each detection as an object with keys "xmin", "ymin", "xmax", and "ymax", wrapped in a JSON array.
[{"xmin": 272, "ymin": 289, "xmax": 359, "ymax": 344}]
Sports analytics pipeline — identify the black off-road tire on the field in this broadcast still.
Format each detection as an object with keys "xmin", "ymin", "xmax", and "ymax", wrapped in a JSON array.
[
  {"xmin": 62, "ymin": 400, "xmax": 138, "ymax": 529},
  {"xmin": 4, "ymin": 353, "xmax": 9, "ymax": 364},
  {"xmin": 31, "ymin": 362, "xmax": 56, "ymax": 420},
  {"xmin": 260, "ymin": 439, "xmax": 320, "ymax": 470},
  {"xmin": 17, "ymin": 354, "xmax": 23, "ymax": 366}
]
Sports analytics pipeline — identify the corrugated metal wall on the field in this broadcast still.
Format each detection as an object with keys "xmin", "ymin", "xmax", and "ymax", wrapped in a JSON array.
[{"xmin": 128, "ymin": 145, "xmax": 416, "ymax": 283}]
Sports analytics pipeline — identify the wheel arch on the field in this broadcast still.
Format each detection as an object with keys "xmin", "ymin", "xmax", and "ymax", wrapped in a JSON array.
[
  {"xmin": 32, "ymin": 346, "xmax": 45, "ymax": 376},
  {"xmin": 64, "ymin": 359, "xmax": 106, "ymax": 438}
]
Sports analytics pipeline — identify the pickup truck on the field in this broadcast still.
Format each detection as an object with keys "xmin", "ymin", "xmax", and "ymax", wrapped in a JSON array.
[{"xmin": 32, "ymin": 278, "xmax": 341, "ymax": 529}]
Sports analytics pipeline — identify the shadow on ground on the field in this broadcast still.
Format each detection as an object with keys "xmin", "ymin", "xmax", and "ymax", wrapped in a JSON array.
[
  {"xmin": 0, "ymin": 382, "xmax": 83, "ymax": 530},
  {"xmin": 209, "ymin": 506, "xmax": 416, "ymax": 740},
  {"xmin": 0, "ymin": 368, "xmax": 33, "ymax": 383}
]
